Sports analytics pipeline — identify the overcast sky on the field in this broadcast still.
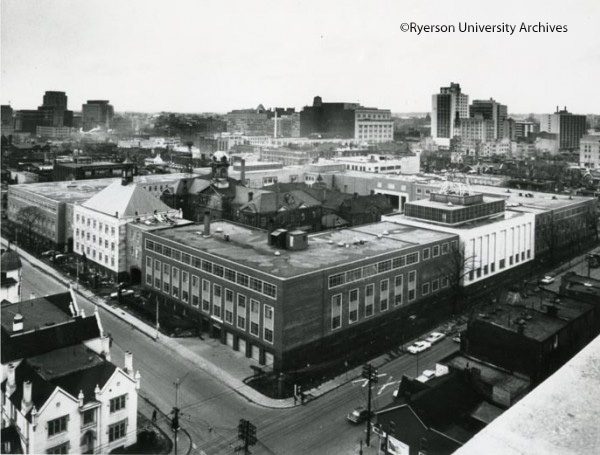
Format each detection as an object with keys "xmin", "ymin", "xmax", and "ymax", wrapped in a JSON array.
[{"xmin": 2, "ymin": 0, "xmax": 599, "ymax": 114}]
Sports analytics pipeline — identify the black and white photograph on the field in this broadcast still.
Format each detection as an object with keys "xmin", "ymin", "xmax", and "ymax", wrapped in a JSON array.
[{"xmin": 1, "ymin": 0, "xmax": 599, "ymax": 454}]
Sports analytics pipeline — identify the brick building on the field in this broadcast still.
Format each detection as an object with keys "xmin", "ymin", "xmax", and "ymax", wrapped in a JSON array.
[{"xmin": 141, "ymin": 220, "xmax": 458, "ymax": 372}]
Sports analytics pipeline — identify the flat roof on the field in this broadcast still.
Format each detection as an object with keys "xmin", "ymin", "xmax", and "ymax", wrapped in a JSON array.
[
  {"xmin": 455, "ymin": 334, "xmax": 600, "ymax": 455},
  {"xmin": 474, "ymin": 300, "xmax": 591, "ymax": 342},
  {"xmin": 405, "ymin": 195, "xmax": 505, "ymax": 211},
  {"xmin": 8, "ymin": 173, "xmax": 196, "ymax": 204},
  {"xmin": 56, "ymin": 161, "xmax": 125, "ymax": 168},
  {"xmin": 386, "ymin": 210, "xmax": 527, "ymax": 231},
  {"xmin": 1, "ymin": 296, "xmax": 71, "ymax": 333},
  {"xmin": 26, "ymin": 344, "xmax": 105, "ymax": 380},
  {"xmin": 149, "ymin": 221, "xmax": 456, "ymax": 279}
]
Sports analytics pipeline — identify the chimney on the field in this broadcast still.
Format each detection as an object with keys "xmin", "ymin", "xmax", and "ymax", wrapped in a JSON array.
[
  {"xmin": 13, "ymin": 313, "xmax": 23, "ymax": 333},
  {"xmin": 353, "ymin": 192, "xmax": 358, "ymax": 199},
  {"xmin": 7, "ymin": 363, "xmax": 16, "ymax": 395},
  {"xmin": 124, "ymin": 351, "xmax": 133, "ymax": 374},
  {"xmin": 203, "ymin": 211, "xmax": 211, "ymax": 236},
  {"xmin": 21, "ymin": 380, "xmax": 32, "ymax": 413},
  {"xmin": 240, "ymin": 159, "xmax": 246, "ymax": 185},
  {"xmin": 135, "ymin": 371, "xmax": 141, "ymax": 390},
  {"xmin": 29, "ymin": 292, "xmax": 36, "ymax": 300},
  {"xmin": 102, "ymin": 335, "xmax": 111, "ymax": 361},
  {"xmin": 248, "ymin": 191, "xmax": 254, "ymax": 202},
  {"xmin": 78, "ymin": 390, "xmax": 84, "ymax": 407},
  {"xmin": 94, "ymin": 384, "xmax": 101, "ymax": 401}
]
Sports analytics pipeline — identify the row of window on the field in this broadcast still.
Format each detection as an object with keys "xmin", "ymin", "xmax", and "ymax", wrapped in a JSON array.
[
  {"xmin": 467, "ymin": 250, "xmax": 531, "ymax": 281},
  {"xmin": 76, "ymin": 229, "xmax": 116, "ymax": 251},
  {"xmin": 75, "ymin": 242, "xmax": 116, "ymax": 266},
  {"xmin": 145, "ymin": 240, "xmax": 277, "ymax": 300},
  {"xmin": 328, "ymin": 251, "xmax": 421, "ymax": 289},
  {"xmin": 146, "ymin": 256, "xmax": 274, "ymax": 343},
  {"xmin": 75, "ymin": 214, "xmax": 116, "ymax": 237},
  {"xmin": 330, "ymin": 272, "xmax": 449, "ymax": 329}
]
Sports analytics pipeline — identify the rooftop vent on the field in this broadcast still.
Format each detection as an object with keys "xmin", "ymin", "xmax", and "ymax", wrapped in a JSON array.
[{"xmin": 274, "ymin": 251, "xmax": 281, "ymax": 256}]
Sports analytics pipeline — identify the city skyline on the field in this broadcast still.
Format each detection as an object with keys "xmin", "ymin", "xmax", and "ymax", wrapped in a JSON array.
[{"xmin": 2, "ymin": 0, "xmax": 599, "ymax": 114}]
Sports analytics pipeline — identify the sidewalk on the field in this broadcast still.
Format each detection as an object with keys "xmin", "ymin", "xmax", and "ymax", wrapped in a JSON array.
[{"xmin": 138, "ymin": 394, "xmax": 192, "ymax": 455}]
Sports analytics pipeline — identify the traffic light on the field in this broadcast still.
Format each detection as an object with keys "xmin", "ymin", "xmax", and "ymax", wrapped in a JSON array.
[
  {"xmin": 171, "ymin": 407, "xmax": 180, "ymax": 431},
  {"xmin": 238, "ymin": 419, "xmax": 248, "ymax": 440}
]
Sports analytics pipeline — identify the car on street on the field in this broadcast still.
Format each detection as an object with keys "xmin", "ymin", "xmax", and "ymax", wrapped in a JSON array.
[
  {"xmin": 406, "ymin": 340, "xmax": 432, "ymax": 354},
  {"xmin": 539, "ymin": 275, "xmax": 555, "ymax": 285},
  {"xmin": 346, "ymin": 406, "xmax": 369, "ymax": 424},
  {"xmin": 416, "ymin": 369, "xmax": 436, "ymax": 383},
  {"xmin": 110, "ymin": 289, "xmax": 135, "ymax": 299},
  {"xmin": 452, "ymin": 334, "xmax": 461, "ymax": 343},
  {"xmin": 424, "ymin": 332, "xmax": 446, "ymax": 344},
  {"xmin": 41, "ymin": 250, "xmax": 56, "ymax": 257}
]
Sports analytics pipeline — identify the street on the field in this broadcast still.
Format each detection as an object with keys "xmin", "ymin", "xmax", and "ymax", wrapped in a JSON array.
[{"xmin": 19, "ymin": 257, "xmax": 461, "ymax": 455}]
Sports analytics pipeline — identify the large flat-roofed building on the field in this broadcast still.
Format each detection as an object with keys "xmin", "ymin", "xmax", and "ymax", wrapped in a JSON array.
[
  {"xmin": 6, "ymin": 173, "xmax": 197, "ymax": 252},
  {"xmin": 82, "ymin": 100, "xmax": 114, "ymax": 131},
  {"xmin": 142, "ymin": 221, "xmax": 458, "ymax": 371},
  {"xmin": 331, "ymin": 153, "xmax": 420, "ymax": 175},
  {"xmin": 385, "ymin": 186, "xmax": 536, "ymax": 287},
  {"xmin": 539, "ymin": 108, "xmax": 587, "ymax": 151},
  {"xmin": 431, "ymin": 83, "xmax": 470, "ymax": 147},
  {"xmin": 53, "ymin": 161, "xmax": 135, "ymax": 181},
  {"xmin": 354, "ymin": 108, "xmax": 394, "ymax": 143},
  {"xmin": 580, "ymin": 134, "xmax": 600, "ymax": 169}
]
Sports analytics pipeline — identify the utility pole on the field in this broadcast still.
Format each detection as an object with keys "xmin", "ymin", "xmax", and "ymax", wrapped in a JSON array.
[
  {"xmin": 237, "ymin": 419, "xmax": 257, "ymax": 455},
  {"xmin": 172, "ymin": 379, "xmax": 181, "ymax": 455},
  {"xmin": 155, "ymin": 296, "xmax": 160, "ymax": 340},
  {"xmin": 362, "ymin": 363, "xmax": 378, "ymax": 447}
]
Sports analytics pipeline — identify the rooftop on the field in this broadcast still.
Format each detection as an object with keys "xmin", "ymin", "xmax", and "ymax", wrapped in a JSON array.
[
  {"xmin": 82, "ymin": 180, "xmax": 174, "ymax": 218},
  {"xmin": 1, "ymin": 294, "xmax": 73, "ymax": 333},
  {"xmin": 8, "ymin": 172, "xmax": 196, "ymax": 204},
  {"xmin": 55, "ymin": 161, "xmax": 126, "ymax": 168},
  {"xmin": 150, "ymin": 220, "xmax": 456, "ymax": 279},
  {"xmin": 386, "ymin": 209, "xmax": 526, "ymax": 231},
  {"xmin": 472, "ymin": 299, "xmax": 592, "ymax": 342},
  {"xmin": 455, "ymin": 334, "xmax": 600, "ymax": 455},
  {"xmin": 405, "ymin": 194, "xmax": 505, "ymax": 212},
  {"xmin": 27, "ymin": 344, "xmax": 105, "ymax": 380}
]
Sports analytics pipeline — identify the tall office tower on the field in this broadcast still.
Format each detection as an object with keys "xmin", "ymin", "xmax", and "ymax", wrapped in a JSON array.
[
  {"xmin": 539, "ymin": 107, "xmax": 587, "ymax": 151},
  {"xmin": 38, "ymin": 91, "xmax": 73, "ymax": 127},
  {"xmin": 431, "ymin": 83, "xmax": 469, "ymax": 147},
  {"xmin": 82, "ymin": 100, "xmax": 114, "ymax": 131},
  {"xmin": 470, "ymin": 98, "xmax": 508, "ymax": 140}
]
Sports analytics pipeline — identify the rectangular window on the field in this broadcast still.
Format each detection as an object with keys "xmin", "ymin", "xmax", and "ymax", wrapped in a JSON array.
[
  {"xmin": 249, "ymin": 277, "xmax": 262, "ymax": 293},
  {"xmin": 237, "ymin": 273, "xmax": 249, "ymax": 288},
  {"xmin": 432, "ymin": 245, "xmax": 440, "ymax": 257},
  {"xmin": 394, "ymin": 274, "xmax": 403, "ymax": 306},
  {"xmin": 225, "ymin": 268, "xmax": 236, "ymax": 282},
  {"xmin": 329, "ymin": 273, "xmax": 345, "ymax": 288},
  {"xmin": 331, "ymin": 294, "xmax": 342, "ymax": 330},
  {"xmin": 380, "ymin": 279, "xmax": 389, "ymax": 311},
  {"xmin": 191, "ymin": 275, "xmax": 200, "ymax": 307},
  {"xmin": 431, "ymin": 279, "xmax": 439, "ymax": 292},
  {"xmin": 349, "ymin": 288, "xmax": 359, "ymax": 323},
  {"xmin": 202, "ymin": 279, "xmax": 210, "ymax": 312},
  {"xmin": 181, "ymin": 271, "xmax": 189, "ymax": 303},
  {"xmin": 422, "ymin": 282, "xmax": 430, "ymax": 295},
  {"xmin": 263, "ymin": 282, "xmax": 277, "ymax": 298},
  {"xmin": 365, "ymin": 284, "xmax": 374, "ymax": 317},
  {"xmin": 441, "ymin": 243, "xmax": 449, "ymax": 254},
  {"xmin": 47, "ymin": 442, "xmax": 69, "ymax": 454},
  {"xmin": 213, "ymin": 284, "xmax": 222, "ymax": 319},
  {"xmin": 224, "ymin": 289, "xmax": 234, "ymax": 324},
  {"xmin": 108, "ymin": 419, "xmax": 127, "ymax": 443},
  {"xmin": 237, "ymin": 295, "xmax": 247, "ymax": 329},
  {"xmin": 392, "ymin": 256, "xmax": 406, "ymax": 269},
  {"xmin": 47, "ymin": 415, "xmax": 68, "ymax": 437},
  {"xmin": 201, "ymin": 259, "xmax": 212, "ymax": 274},
  {"xmin": 441, "ymin": 276, "xmax": 449, "ymax": 288},
  {"xmin": 406, "ymin": 252, "xmax": 419, "ymax": 265},
  {"xmin": 181, "ymin": 252, "xmax": 191, "ymax": 264},
  {"xmin": 499, "ymin": 258, "xmax": 506, "ymax": 269},
  {"xmin": 263, "ymin": 304, "xmax": 274, "ymax": 343},
  {"xmin": 250, "ymin": 299, "xmax": 260, "ymax": 336},
  {"xmin": 82, "ymin": 408, "xmax": 95, "ymax": 426},
  {"xmin": 408, "ymin": 270, "xmax": 417, "ymax": 302},
  {"xmin": 213, "ymin": 264, "xmax": 224, "ymax": 277},
  {"xmin": 422, "ymin": 248, "xmax": 430, "ymax": 260},
  {"xmin": 110, "ymin": 394, "xmax": 127, "ymax": 413},
  {"xmin": 172, "ymin": 267, "xmax": 179, "ymax": 298}
]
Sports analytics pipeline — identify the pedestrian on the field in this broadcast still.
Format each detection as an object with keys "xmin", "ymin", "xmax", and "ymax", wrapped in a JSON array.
[{"xmin": 152, "ymin": 409, "xmax": 157, "ymax": 423}]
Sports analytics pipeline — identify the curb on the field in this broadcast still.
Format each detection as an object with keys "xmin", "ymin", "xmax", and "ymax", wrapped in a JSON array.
[{"xmin": 139, "ymin": 394, "xmax": 192, "ymax": 455}]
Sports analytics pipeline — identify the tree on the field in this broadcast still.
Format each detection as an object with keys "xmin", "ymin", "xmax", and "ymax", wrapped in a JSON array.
[
  {"xmin": 16, "ymin": 206, "xmax": 44, "ymax": 252},
  {"xmin": 437, "ymin": 242, "xmax": 478, "ymax": 315}
]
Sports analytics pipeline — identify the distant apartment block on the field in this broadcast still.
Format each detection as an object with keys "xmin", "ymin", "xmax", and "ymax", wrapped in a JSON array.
[
  {"xmin": 539, "ymin": 107, "xmax": 587, "ymax": 151},
  {"xmin": 82, "ymin": 100, "xmax": 114, "ymax": 131},
  {"xmin": 431, "ymin": 83, "xmax": 469, "ymax": 147},
  {"xmin": 580, "ymin": 135, "xmax": 600, "ymax": 169}
]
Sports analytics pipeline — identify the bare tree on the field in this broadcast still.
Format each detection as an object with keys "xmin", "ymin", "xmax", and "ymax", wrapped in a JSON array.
[
  {"xmin": 16, "ymin": 206, "xmax": 44, "ymax": 252},
  {"xmin": 437, "ymin": 242, "xmax": 478, "ymax": 315}
]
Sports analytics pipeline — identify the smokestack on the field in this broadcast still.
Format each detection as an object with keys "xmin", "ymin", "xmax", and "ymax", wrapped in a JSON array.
[
  {"xmin": 240, "ymin": 159, "xmax": 246, "ymax": 185},
  {"xmin": 13, "ymin": 314, "xmax": 23, "ymax": 333},
  {"xmin": 22, "ymin": 381, "xmax": 32, "ymax": 411},
  {"xmin": 124, "ymin": 351, "xmax": 133, "ymax": 374},
  {"xmin": 203, "ymin": 211, "xmax": 211, "ymax": 236},
  {"xmin": 248, "ymin": 191, "xmax": 254, "ymax": 202}
]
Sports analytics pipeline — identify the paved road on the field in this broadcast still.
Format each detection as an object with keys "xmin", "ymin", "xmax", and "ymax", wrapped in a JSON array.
[{"xmin": 20, "ymin": 259, "xmax": 459, "ymax": 455}]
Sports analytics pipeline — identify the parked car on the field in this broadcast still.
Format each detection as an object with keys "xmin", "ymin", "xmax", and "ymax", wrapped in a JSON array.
[
  {"xmin": 52, "ymin": 253, "xmax": 67, "ymax": 262},
  {"xmin": 41, "ymin": 250, "xmax": 56, "ymax": 257},
  {"xmin": 424, "ymin": 332, "xmax": 446, "ymax": 344},
  {"xmin": 539, "ymin": 275, "xmax": 555, "ymax": 285},
  {"xmin": 452, "ymin": 334, "xmax": 461, "ymax": 344},
  {"xmin": 416, "ymin": 370, "xmax": 436, "ymax": 383},
  {"xmin": 407, "ymin": 341, "xmax": 432, "ymax": 354},
  {"xmin": 110, "ymin": 289, "xmax": 135, "ymax": 299},
  {"xmin": 346, "ymin": 406, "xmax": 369, "ymax": 424}
]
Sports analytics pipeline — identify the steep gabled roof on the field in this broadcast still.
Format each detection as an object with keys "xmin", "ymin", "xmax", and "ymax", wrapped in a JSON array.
[
  {"xmin": 239, "ymin": 190, "xmax": 321, "ymax": 214},
  {"xmin": 82, "ymin": 180, "xmax": 173, "ymax": 218}
]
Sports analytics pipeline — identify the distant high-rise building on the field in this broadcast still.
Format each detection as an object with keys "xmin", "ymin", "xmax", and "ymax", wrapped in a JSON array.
[
  {"xmin": 299, "ymin": 96, "xmax": 393, "ymax": 142},
  {"xmin": 470, "ymin": 98, "xmax": 508, "ymax": 140},
  {"xmin": 580, "ymin": 135, "xmax": 600, "ymax": 169},
  {"xmin": 42, "ymin": 91, "xmax": 68, "ymax": 110},
  {"xmin": 431, "ymin": 83, "xmax": 469, "ymax": 147},
  {"xmin": 540, "ymin": 107, "xmax": 587, "ymax": 150},
  {"xmin": 1, "ymin": 105, "xmax": 14, "ymax": 136},
  {"xmin": 14, "ymin": 110, "xmax": 44, "ymax": 134},
  {"xmin": 82, "ymin": 100, "xmax": 114, "ymax": 131},
  {"xmin": 514, "ymin": 121, "xmax": 539, "ymax": 139},
  {"xmin": 38, "ymin": 90, "xmax": 73, "ymax": 128}
]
